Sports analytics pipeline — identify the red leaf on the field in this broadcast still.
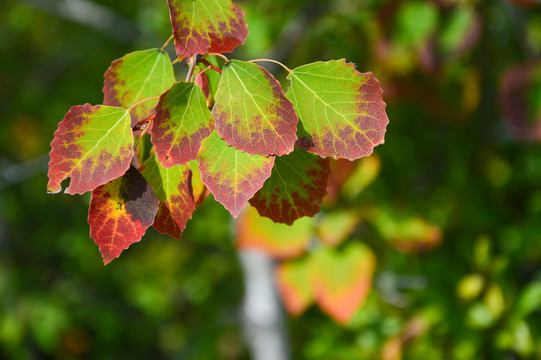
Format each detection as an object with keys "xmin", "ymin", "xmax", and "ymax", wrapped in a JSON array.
[
  {"xmin": 198, "ymin": 132, "xmax": 274, "ymax": 217},
  {"xmin": 167, "ymin": 0, "xmax": 248, "ymax": 60},
  {"xmin": 250, "ymin": 147, "xmax": 330, "ymax": 225},
  {"xmin": 140, "ymin": 155, "xmax": 195, "ymax": 240},
  {"xmin": 47, "ymin": 104, "xmax": 133, "ymax": 195},
  {"xmin": 88, "ymin": 166, "xmax": 158, "ymax": 264}
]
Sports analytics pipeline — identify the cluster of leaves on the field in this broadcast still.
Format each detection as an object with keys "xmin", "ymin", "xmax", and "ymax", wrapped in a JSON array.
[{"xmin": 46, "ymin": 0, "xmax": 389, "ymax": 264}]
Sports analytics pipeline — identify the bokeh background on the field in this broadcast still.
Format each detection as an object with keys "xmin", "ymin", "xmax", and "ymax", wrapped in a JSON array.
[{"xmin": 2, "ymin": 0, "xmax": 541, "ymax": 358}]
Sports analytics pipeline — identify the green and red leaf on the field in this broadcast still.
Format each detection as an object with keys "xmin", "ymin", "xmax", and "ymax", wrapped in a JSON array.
[
  {"xmin": 103, "ymin": 49, "xmax": 175, "ymax": 126},
  {"xmin": 198, "ymin": 131, "xmax": 274, "ymax": 217},
  {"xmin": 236, "ymin": 206, "xmax": 313, "ymax": 259},
  {"xmin": 167, "ymin": 0, "xmax": 248, "ymax": 60},
  {"xmin": 275, "ymin": 256, "xmax": 314, "ymax": 315},
  {"xmin": 88, "ymin": 166, "xmax": 159, "ymax": 264},
  {"xmin": 151, "ymin": 82, "xmax": 214, "ymax": 167},
  {"xmin": 250, "ymin": 147, "xmax": 330, "ymax": 225},
  {"xmin": 310, "ymin": 243, "xmax": 376, "ymax": 324},
  {"xmin": 286, "ymin": 59, "xmax": 389, "ymax": 160},
  {"xmin": 140, "ymin": 154, "xmax": 195, "ymax": 240},
  {"xmin": 188, "ymin": 160, "xmax": 209, "ymax": 207},
  {"xmin": 213, "ymin": 60, "xmax": 298, "ymax": 156},
  {"xmin": 47, "ymin": 104, "xmax": 133, "ymax": 195}
]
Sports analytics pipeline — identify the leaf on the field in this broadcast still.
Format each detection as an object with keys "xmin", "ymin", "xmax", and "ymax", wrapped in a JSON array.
[
  {"xmin": 198, "ymin": 131, "xmax": 274, "ymax": 217},
  {"xmin": 103, "ymin": 49, "xmax": 175, "ymax": 126},
  {"xmin": 213, "ymin": 60, "xmax": 298, "ymax": 156},
  {"xmin": 188, "ymin": 160, "xmax": 209, "ymax": 207},
  {"xmin": 167, "ymin": 0, "xmax": 248, "ymax": 60},
  {"xmin": 317, "ymin": 211, "xmax": 358, "ymax": 247},
  {"xmin": 140, "ymin": 154, "xmax": 195, "ymax": 240},
  {"xmin": 310, "ymin": 242, "xmax": 376, "ymax": 324},
  {"xmin": 236, "ymin": 206, "xmax": 313, "ymax": 259},
  {"xmin": 151, "ymin": 82, "xmax": 214, "ymax": 167},
  {"xmin": 286, "ymin": 60, "xmax": 389, "ymax": 160},
  {"xmin": 275, "ymin": 256, "xmax": 314, "ymax": 315},
  {"xmin": 250, "ymin": 147, "xmax": 330, "ymax": 225},
  {"xmin": 47, "ymin": 104, "xmax": 133, "ymax": 195},
  {"xmin": 88, "ymin": 166, "xmax": 159, "ymax": 264}
]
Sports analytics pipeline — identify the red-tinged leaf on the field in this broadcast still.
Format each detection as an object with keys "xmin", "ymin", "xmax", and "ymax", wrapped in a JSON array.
[
  {"xmin": 103, "ymin": 49, "xmax": 175, "ymax": 126},
  {"xmin": 195, "ymin": 71, "xmax": 211, "ymax": 100},
  {"xmin": 310, "ymin": 243, "xmax": 376, "ymax": 324},
  {"xmin": 250, "ymin": 147, "xmax": 330, "ymax": 225},
  {"xmin": 151, "ymin": 82, "xmax": 214, "ymax": 167},
  {"xmin": 47, "ymin": 104, "xmax": 133, "ymax": 195},
  {"xmin": 213, "ymin": 60, "xmax": 298, "ymax": 156},
  {"xmin": 140, "ymin": 154, "xmax": 194, "ymax": 240},
  {"xmin": 287, "ymin": 60, "xmax": 389, "ymax": 160},
  {"xmin": 188, "ymin": 160, "xmax": 209, "ymax": 207},
  {"xmin": 88, "ymin": 166, "xmax": 159, "ymax": 264},
  {"xmin": 317, "ymin": 211, "xmax": 358, "ymax": 247},
  {"xmin": 167, "ymin": 0, "xmax": 248, "ymax": 60},
  {"xmin": 275, "ymin": 256, "xmax": 314, "ymax": 315},
  {"xmin": 236, "ymin": 206, "xmax": 313, "ymax": 259},
  {"xmin": 198, "ymin": 131, "xmax": 274, "ymax": 217}
]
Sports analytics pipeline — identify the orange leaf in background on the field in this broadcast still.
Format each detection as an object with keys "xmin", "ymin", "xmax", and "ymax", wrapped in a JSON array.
[
  {"xmin": 275, "ymin": 256, "xmax": 314, "ymax": 315},
  {"xmin": 310, "ymin": 242, "xmax": 376, "ymax": 324},
  {"xmin": 236, "ymin": 206, "xmax": 313, "ymax": 259}
]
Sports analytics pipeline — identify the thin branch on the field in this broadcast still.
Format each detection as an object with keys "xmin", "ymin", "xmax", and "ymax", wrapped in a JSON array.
[
  {"xmin": 209, "ymin": 52, "xmax": 229, "ymax": 63},
  {"xmin": 200, "ymin": 59, "xmax": 223, "ymax": 74},
  {"xmin": 248, "ymin": 59, "xmax": 292, "ymax": 73},
  {"xmin": 161, "ymin": 34, "xmax": 174, "ymax": 51},
  {"xmin": 127, "ymin": 96, "xmax": 161, "ymax": 112},
  {"xmin": 185, "ymin": 54, "xmax": 200, "ymax": 82}
]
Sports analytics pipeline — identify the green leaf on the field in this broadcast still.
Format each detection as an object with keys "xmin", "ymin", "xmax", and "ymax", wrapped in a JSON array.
[
  {"xmin": 213, "ymin": 60, "xmax": 298, "ymax": 156},
  {"xmin": 275, "ymin": 256, "xmax": 314, "ymax": 315},
  {"xmin": 317, "ymin": 211, "xmax": 359, "ymax": 247},
  {"xmin": 167, "ymin": 0, "xmax": 248, "ymax": 60},
  {"xmin": 47, "ymin": 104, "xmax": 133, "ymax": 195},
  {"xmin": 151, "ymin": 82, "xmax": 214, "ymax": 167},
  {"xmin": 103, "ymin": 49, "xmax": 175, "ymax": 126},
  {"xmin": 287, "ymin": 59, "xmax": 389, "ymax": 160},
  {"xmin": 198, "ymin": 131, "xmax": 274, "ymax": 217},
  {"xmin": 250, "ymin": 147, "xmax": 330, "ymax": 224},
  {"xmin": 236, "ymin": 206, "xmax": 313, "ymax": 259},
  {"xmin": 88, "ymin": 166, "xmax": 159, "ymax": 264},
  {"xmin": 140, "ymin": 154, "xmax": 195, "ymax": 240},
  {"xmin": 310, "ymin": 242, "xmax": 376, "ymax": 324}
]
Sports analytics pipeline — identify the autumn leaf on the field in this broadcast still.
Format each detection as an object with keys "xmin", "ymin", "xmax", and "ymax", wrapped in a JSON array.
[
  {"xmin": 151, "ymin": 82, "xmax": 214, "ymax": 167},
  {"xmin": 167, "ymin": 0, "xmax": 248, "ymax": 60},
  {"xmin": 188, "ymin": 160, "xmax": 209, "ymax": 208},
  {"xmin": 287, "ymin": 60, "xmax": 389, "ymax": 160},
  {"xmin": 275, "ymin": 256, "xmax": 314, "ymax": 315},
  {"xmin": 236, "ymin": 206, "xmax": 313, "ymax": 259},
  {"xmin": 140, "ymin": 154, "xmax": 194, "ymax": 240},
  {"xmin": 198, "ymin": 131, "xmax": 274, "ymax": 217},
  {"xmin": 103, "ymin": 49, "xmax": 175, "ymax": 126},
  {"xmin": 250, "ymin": 147, "xmax": 329, "ymax": 225},
  {"xmin": 88, "ymin": 166, "xmax": 159, "ymax": 264},
  {"xmin": 310, "ymin": 243, "xmax": 376, "ymax": 324},
  {"xmin": 213, "ymin": 60, "xmax": 298, "ymax": 156},
  {"xmin": 317, "ymin": 211, "xmax": 359, "ymax": 247},
  {"xmin": 47, "ymin": 104, "xmax": 133, "ymax": 195}
]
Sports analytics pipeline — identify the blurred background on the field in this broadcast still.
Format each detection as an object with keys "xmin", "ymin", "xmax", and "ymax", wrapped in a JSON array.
[{"xmin": 2, "ymin": 0, "xmax": 541, "ymax": 358}]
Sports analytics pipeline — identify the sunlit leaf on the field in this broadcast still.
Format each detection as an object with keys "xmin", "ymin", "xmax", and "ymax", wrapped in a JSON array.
[
  {"xmin": 103, "ymin": 49, "xmax": 175, "ymax": 126},
  {"xmin": 151, "ymin": 82, "xmax": 214, "ymax": 167},
  {"xmin": 275, "ymin": 256, "xmax": 314, "ymax": 315},
  {"xmin": 140, "ymin": 154, "xmax": 194, "ymax": 240},
  {"xmin": 47, "ymin": 104, "xmax": 133, "ymax": 195},
  {"xmin": 167, "ymin": 0, "xmax": 248, "ymax": 60},
  {"xmin": 250, "ymin": 147, "xmax": 329, "ymax": 224},
  {"xmin": 236, "ymin": 206, "xmax": 313, "ymax": 259},
  {"xmin": 188, "ymin": 160, "xmax": 209, "ymax": 207},
  {"xmin": 198, "ymin": 131, "xmax": 274, "ymax": 217},
  {"xmin": 287, "ymin": 60, "xmax": 389, "ymax": 160},
  {"xmin": 88, "ymin": 166, "xmax": 159, "ymax": 264},
  {"xmin": 213, "ymin": 60, "xmax": 298, "ymax": 156},
  {"xmin": 310, "ymin": 242, "xmax": 376, "ymax": 324}
]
